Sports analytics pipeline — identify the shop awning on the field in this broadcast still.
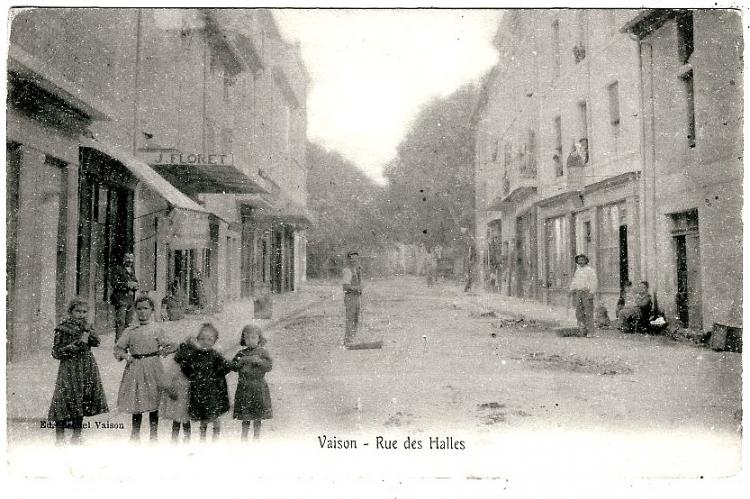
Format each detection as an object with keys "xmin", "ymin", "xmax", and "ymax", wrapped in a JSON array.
[
  {"xmin": 81, "ymin": 138, "xmax": 211, "ymax": 249},
  {"xmin": 152, "ymin": 162, "xmax": 268, "ymax": 195},
  {"xmin": 235, "ymin": 193, "xmax": 274, "ymax": 210},
  {"xmin": 254, "ymin": 192, "xmax": 316, "ymax": 229},
  {"xmin": 8, "ymin": 45, "xmax": 114, "ymax": 121},
  {"xmin": 82, "ymin": 139, "xmax": 208, "ymax": 214}
]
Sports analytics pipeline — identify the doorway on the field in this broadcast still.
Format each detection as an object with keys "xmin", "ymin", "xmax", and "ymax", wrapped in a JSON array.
[
  {"xmin": 271, "ymin": 228, "xmax": 283, "ymax": 293},
  {"xmin": 618, "ymin": 225, "xmax": 629, "ymax": 289},
  {"xmin": 672, "ymin": 210, "xmax": 702, "ymax": 329},
  {"xmin": 77, "ymin": 150, "xmax": 135, "ymax": 333}
]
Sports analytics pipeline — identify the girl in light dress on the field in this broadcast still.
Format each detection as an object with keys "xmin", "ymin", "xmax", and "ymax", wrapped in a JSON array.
[{"xmin": 114, "ymin": 295, "xmax": 177, "ymax": 442}]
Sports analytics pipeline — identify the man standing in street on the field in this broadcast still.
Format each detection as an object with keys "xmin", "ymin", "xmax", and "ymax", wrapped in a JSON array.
[
  {"xmin": 566, "ymin": 253, "xmax": 597, "ymax": 337},
  {"xmin": 342, "ymin": 251, "xmax": 362, "ymax": 346},
  {"xmin": 111, "ymin": 252, "xmax": 139, "ymax": 341}
]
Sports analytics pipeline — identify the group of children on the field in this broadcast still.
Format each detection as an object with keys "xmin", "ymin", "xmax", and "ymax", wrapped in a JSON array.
[{"xmin": 48, "ymin": 295, "xmax": 273, "ymax": 444}]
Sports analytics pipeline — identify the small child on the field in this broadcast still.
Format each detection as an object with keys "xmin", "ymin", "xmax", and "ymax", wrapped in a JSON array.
[
  {"xmin": 48, "ymin": 297, "xmax": 109, "ymax": 444},
  {"xmin": 174, "ymin": 323, "xmax": 232, "ymax": 441},
  {"xmin": 231, "ymin": 325, "xmax": 273, "ymax": 440},
  {"xmin": 114, "ymin": 295, "xmax": 177, "ymax": 442},
  {"xmin": 160, "ymin": 350, "xmax": 191, "ymax": 443}
]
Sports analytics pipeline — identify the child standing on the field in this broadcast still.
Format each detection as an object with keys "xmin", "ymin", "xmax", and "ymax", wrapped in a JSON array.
[
  {"xmin": 114, "ymin": 295, "xmax": 177, "ymax": 442},
  {"xmin": 160, "ymin": 349, "xmax": 191, "ymax": 443},
  {"xmin": 48, "ymin": 297, "xmax": 109, "ymax": 444},
  {"xmin": 174, "ymin": 323, "xmax": 232, "ymax": 441},
  {"xmin": 232, "ymin": 325, "xmax": 273, "ymax": 440}
]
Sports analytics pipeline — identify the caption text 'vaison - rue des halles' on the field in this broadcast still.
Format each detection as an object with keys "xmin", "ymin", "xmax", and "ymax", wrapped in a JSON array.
[{"xmin": 318, "ymin": 435, "xmax": 466, "ymax": 451}]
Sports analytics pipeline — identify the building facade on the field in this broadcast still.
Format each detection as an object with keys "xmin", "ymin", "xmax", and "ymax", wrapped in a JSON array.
[
  {"xmin": 7, "ymin": 8, "xmax": 312, "ymax": 360},
  {"xmin": 624, "ymin": 9, "xmax": 743, "ymax": 332},
  {"xmin": 474, "ymin": 9, "xmax": 646, "ymax": 317}
]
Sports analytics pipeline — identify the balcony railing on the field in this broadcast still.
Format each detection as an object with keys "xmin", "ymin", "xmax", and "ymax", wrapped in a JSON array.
[{"xmin": 499, "ymin": 153, "xmax": 537, "ymax": 206}]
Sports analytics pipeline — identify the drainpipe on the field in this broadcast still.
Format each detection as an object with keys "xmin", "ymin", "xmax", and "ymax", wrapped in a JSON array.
[
  {"xmin": 132, "ymin": 8, "xmax": 143, "ymax": 155},
  {"xmin": 633, "ymin": 35, "xmax": 649, "ymax": 286},
  {"xmin": 647, "ymin": 42, "xmax": 658, "ymax": 307},
  {"xmin": 630, "ymin": 31, "xmax": 660, "ymax": 311}
]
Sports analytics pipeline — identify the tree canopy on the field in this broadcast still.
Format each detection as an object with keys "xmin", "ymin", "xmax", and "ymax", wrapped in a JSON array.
[
  {"xmin": 381, "ymin": 83, "xmax": 478, "ymax": 251},
  {"xmin": 305, "ymin": 142, "xmax": 388, "ymax": 276}
]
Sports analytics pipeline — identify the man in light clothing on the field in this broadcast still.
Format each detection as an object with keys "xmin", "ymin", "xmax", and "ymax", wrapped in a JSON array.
[
  {"xmin": 342, "ymin": 251, "xmax": 362, "ymax": 345},
  {"xmin": 567, "ymin": 254, "xmax": 597, "ymax": 337}
]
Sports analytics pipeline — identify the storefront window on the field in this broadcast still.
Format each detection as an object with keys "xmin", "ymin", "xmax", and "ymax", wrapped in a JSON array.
[
  {"xmin": 598, "ymin": 202, "xmax": 627, "ymax": 291},
  {"xmin": 545, "ymin": 215, "xmax": 570, "ymax": 289}
]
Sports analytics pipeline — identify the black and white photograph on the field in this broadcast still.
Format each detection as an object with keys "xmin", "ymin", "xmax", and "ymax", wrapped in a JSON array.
[{"xmin": 2, "ymin": 2, "xmax": 745, "ymax": 493}]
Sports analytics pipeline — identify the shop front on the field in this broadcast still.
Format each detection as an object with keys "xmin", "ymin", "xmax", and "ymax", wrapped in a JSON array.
[
  {"xmin": 253, "ymin": 193, "xmax": 315, "ymax": 294},
  {"xmin": 144, "ymin": 151, "xmax": 269, "ymax": 307},
  {"xmin": 537, "ymin": 191, "xmax": 584, "ymax": 308},
  {"xmin": 581, "ymin": 172, "xmax": 641, "ymax": 317},
  {"xmin": 6, "ymin": 46, "xmax": 111, "ymax": 360},
  {"xmin": 237, "ymin": 195, "xmax": 274, "ymax": 300},
  {"xmin": 80, "ymin": 139, "xmax": 210, "ymax": 329}
]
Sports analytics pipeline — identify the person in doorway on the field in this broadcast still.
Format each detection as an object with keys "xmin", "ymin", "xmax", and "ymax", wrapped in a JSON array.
[
  {"xmin": 566, "ymin": 254, "xmax": 598, "ymax": 337},
  {"xmin": 342, "ymin": 251, "xmax": 362, "ymax": 345},
  {"xmin": 463, "ymin": 243, "xmax": 477, "ymax": 292},
  {"xmin": 112, "ymin": 253, "xmax": 139, "ymax": 341}
]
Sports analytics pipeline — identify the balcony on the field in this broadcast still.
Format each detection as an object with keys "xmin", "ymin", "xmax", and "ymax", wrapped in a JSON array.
[
  {"xmin": 488, "ymin": 154, "xmax": 538, "ymax": 211},
  {"xmin": 545, "ymin": 163, "xmax": 585, "ymax": 200}
]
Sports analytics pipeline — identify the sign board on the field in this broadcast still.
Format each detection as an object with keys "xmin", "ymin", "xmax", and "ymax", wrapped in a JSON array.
[{"xmin": 153, "ymin": 151, "xmax": 234, "ymax": 167}]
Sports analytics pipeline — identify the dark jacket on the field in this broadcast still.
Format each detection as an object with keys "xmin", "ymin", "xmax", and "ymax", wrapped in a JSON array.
[
  {"xmin": 111, "ymin": 265, "xmax": 138, "ymax": 306},
  {"xmin": 48, "ymin": 318, "xmax": 109, "ymax": 420},
  {"xmin": 174, "ymin": 342, "xmax": 232, "ymax": 421}
]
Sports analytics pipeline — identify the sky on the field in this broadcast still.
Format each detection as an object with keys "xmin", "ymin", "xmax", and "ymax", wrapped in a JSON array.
[{"xmin": 273, "ymin": 9, "xmax": 502, "ymax": 184}]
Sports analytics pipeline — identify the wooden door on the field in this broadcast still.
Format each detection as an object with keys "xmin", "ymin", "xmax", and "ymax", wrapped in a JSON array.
[
  {"xmin": 618, "ymin": 225, "xmax": 629, "ymax": 289},
  {"xmin": 685, "ymin": 233, "xmax": 703, "ymax": 329}
]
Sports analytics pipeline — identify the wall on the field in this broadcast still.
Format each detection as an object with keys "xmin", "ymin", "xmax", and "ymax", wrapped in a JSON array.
[
  {"xmin": 476, "ymin": 9, "xmax": 645, "ymax": 307},
  {"xmin": 641, "ymin": 10, "xmax": 743, "ymax": 328}
]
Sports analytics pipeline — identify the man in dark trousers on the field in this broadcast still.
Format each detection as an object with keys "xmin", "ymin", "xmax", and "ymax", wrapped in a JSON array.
[
  {"xmin": 111, "ymin": 252, "xmax": 138, "ymax": 341},
  {"xmin": 566, "ymin": 253, "xmax": 598, "ymax": 337},
  {"xmin": 342, "ymin": 251, "xmax": 362, "ymax": 345}
]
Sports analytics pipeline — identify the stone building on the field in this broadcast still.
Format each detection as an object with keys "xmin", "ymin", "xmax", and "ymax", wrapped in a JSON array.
[
  {"xmin": 7, "ymin": 8, "xmax": 312, "ymax": 360},
  {"xmin": 624, "ymin": 9, "xmax": 743, "ymax": 332},
  {"xmin": 474, "ymin": 9, "xmax": 646, "ymax": 316}
]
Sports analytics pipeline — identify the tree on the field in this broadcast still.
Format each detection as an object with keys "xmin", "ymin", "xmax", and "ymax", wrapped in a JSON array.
[
  {"xmin": 305, "ymin": 142, "xmax": 388, "ymax": 277},
  {"xmin": 381, "ymin": 83, "xmax": 478, "ymax": 252}
]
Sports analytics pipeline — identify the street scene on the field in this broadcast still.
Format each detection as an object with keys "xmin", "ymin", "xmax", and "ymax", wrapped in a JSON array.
[{"xmin": 4, "ymin": 7, "xmax": 744, "ymax": 483}]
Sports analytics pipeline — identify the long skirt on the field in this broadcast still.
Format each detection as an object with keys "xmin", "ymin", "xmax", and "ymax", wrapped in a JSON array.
[
  {"xmin": 48, "ymin": 351, "xmax": 109, "ymax": 421},
  {"xmin": 117, "ymin": 356, "xmax": 164, "ymax": 414},
  {"xmin": 233, "ymin": 377, "xmax": 273, "ymax": 421}
]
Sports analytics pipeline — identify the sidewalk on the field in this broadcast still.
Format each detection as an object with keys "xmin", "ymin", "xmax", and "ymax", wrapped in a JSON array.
[
  {"xmin": 450, "ymin": 288, "xmax": 578, "ymax": 328},
  {"xmin": 6, "ymin": 282, "xmax": 331, "ymax": 421}
]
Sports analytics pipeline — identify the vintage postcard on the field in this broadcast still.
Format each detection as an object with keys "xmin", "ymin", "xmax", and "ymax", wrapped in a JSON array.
[{"xmin": 3, "ymin": 1, "xmax": 745, "ymax": 494}]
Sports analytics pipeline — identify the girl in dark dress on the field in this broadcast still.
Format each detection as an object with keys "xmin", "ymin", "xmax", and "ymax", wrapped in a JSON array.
[
  {"xmin": 48, "ymin": 297, "xmax": 109, "ymax": 444},
  {"xmin": 174, "ymin": 323, "xmax": 232, "ymax": 441},
  {"xmin": 232, "ymin": 325, "xmax": 273, "ymax": 440}
]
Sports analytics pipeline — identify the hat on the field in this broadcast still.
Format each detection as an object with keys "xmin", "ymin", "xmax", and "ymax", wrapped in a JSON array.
[{"xmin": 574, "ymin": 254, "xmax": 589, "ymax": 264}]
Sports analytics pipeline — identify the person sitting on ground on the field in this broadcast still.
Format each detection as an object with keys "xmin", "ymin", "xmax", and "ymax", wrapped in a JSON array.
[
  {"xmin": 619, "ymin": 281, "xmax": 652, "ymax": 334},
  {"xmin": 594, "ymin": 305, "xmax": 611, "ymax": 329}
]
